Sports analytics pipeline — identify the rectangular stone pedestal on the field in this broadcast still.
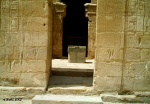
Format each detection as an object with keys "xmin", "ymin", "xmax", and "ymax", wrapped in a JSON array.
[{"xmin": 68, "ymin": 46, "xmax": 86, "ymax": 63}]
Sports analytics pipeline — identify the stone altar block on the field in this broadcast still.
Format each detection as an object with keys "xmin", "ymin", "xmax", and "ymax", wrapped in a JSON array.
[{"xmin": 68, "ymin": 46, "xmax": 86, "ymax": 63}]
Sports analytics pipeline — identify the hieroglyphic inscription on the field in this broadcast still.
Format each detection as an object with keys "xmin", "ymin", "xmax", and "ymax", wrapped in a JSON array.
[
  {"xmin": 127, "ymin": 16, "xmax": 137, "ymax": 31},
  {"xmin": 128, "ymin": 0, "xmax": 137, "ymax": 15},
  {"xmin": 144, "ymin": 16, "xmax": 150, "ymax": 32},
  {"xmin": 137, "ymin": 0, "xmax": 145, "ymax": 15},
  {"xmin": 1, "ymin": 0, "xmax": 10, "ymax": 31},
  {"xmin": 10, "ymin": 0, "xmax": 19, "ymax": 32}
]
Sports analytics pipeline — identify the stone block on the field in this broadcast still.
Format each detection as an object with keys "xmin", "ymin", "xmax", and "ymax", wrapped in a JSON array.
[
  {"xmin": 95, "ymin": 62, "xmax": 122, "ymax": 77},
  {"xmin": 21, "ymin": 17, "xmax": 48, "ymax": 31},
  {"xmin": 68, "ymin": 46, "xmax": 86, "ymax": 63},
  {"xmin": 0, "ymin": 47, "xmax": 6, "ymax": 60},
  {"xmin": 23, "ymin": 47, "xmax": 48, "ymax": 60},
  {"xmin": 134, "ymin": 76, "xmax": 150, "ymax": 91},
  {"xmin": 0, "ymin": 32, "xmax": 5, "ymax": 46},
  {"xmin": 141, "ymin": 49, "xmax": 150, "ymax": 61},
  {"xmin": 24, "ymin": 32, "xmax": 49, "ymax": 46},
  {"xmin": 140, "ymin": 36, "xmax": 150, "ymax": 48},
  {"xmin": 0, "ymin": 61, "xmax": 10, "ymax": 73},
  {"xmin": 0, "ymin": 73, "xmax": 21, "ymax": 86},
  {"xmin": 23, "ymin": 47, "xmax": 37, "ymax": 60},
  {"xmin": 97, "ymin": 16, "xmax": 124, "ymax": 32},
  {"xmin": 38, "ymin": 32, "xmax": 48, "ymax": 46},
  {"xmin": 137, "ymin": 16, "xmax": 144, "ymax": 31},
  {"xmin": 32, "ymin": 95, "xmax": 103, "ymax": 104},
  {"xmin": 126, "ymin": 16, "xmax": 137, "ymax": 32},
  {"xmin": 96, "ymin": 48, "xmax": 123, "ymax": 62},
  {"xmin": 145, "ymin": 0, "xmax": 150, "ymax": 15},
  {"xmin": 123, "ymin": 77, "xmax": 134, "ymax": 91},
  {"xmin": 125, "ymin": 48, "xmax": 140, "ymax": 61},
  {"xmin": 21, "ymin": 60, "xmax": 47, "ymax": 72},
  {"xmin": 97, "ymin": 0, "xmax": 125, "ymax": 15},
  {"xmin": 144, "ymin": 16, "xmax": 150, "ymax": 32},
  {"xmin": 96, "ymin": 33, "xmax": 124, "ymax": 48},
  {"xmin": 94, "ymin": 76, "xmax": 121, "ymax": 91},
  {"xmin": 146, "ymin": 61, "xmax": 150, "ymax": 76},
  {"xmin": 31, "ymin": 1, "xmax": 49, "ymax": 17},
  {"xmin": 20, "ymin": 1, "xmax": 32, "ymax": 17},
  {"xmin": 5, "ymin": 47, "xmax": 22, "ymax": 60},
  {"xmin": 5, "ymin": 33, "xmax": 23, "ymax": 46},
  {"xmin": 127, "ymin": 0, "xmax": 137, "ymax": 16},
  {"xmin": 123, "ymin": 62, "xmax": 146, "ymax": 77},
  {"xmin": 36, "ymin": 47, "xmax": 48, "ymax": 60},
  {"xmin": 19, "ymin": 73, "xmax": 48, "ymax": 87},
  {"xmin": 10, "ymin": 60, "xmax": 22, "ymax": 73},
  {"xmin": 126, "ymin": 32, "xmax": 139, "ymax": 48},
  {"xmin": 1, "ymin": 17, "xmax": 9, "ymax": 31},
  {"xmin": 23, "ymin": 32, "xmax": 39, "ymax": 46}
]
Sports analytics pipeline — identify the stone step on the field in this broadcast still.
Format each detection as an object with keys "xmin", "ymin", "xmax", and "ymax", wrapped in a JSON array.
[
  {"xmin": 32, "ymin": 95, "xmax": 103, "ymax": 104},
  {"xmin": 49, "ymin": 76, "xmax": 93, "ymax": 86},
  {"xmin": 52, "ymin": 68, "xmax": 93, "ymax": 77},
  {"xmin": 52, "ymin": 59, "xmax": 94, "ymax": 77}
]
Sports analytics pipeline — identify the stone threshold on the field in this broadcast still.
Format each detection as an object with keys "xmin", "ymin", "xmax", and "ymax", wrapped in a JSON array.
[
  {"xmin": 32, "ymin": 94, "xmax": 103, "ymax": 104},
  {"xmin": 52, "ymin": 59, "xmax": 94, "ymax": 72}
]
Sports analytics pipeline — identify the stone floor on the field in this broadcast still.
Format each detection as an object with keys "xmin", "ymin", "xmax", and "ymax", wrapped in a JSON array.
[{"xmin": 52, "ymin": 59, "xmax": 94, "ymax": 71}]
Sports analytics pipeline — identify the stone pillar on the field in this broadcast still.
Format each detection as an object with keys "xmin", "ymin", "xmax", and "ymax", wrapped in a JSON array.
[
  {"xmin": 94, "ymin": 0, "xmax": 125, "ymax": 92},
  {"xmin": 52, "ymin": 2, "xmax": 66, "ymax": 58},
  {"xmin": 85, "ymin": 3, "xmax": 96, "ymax": 59}
]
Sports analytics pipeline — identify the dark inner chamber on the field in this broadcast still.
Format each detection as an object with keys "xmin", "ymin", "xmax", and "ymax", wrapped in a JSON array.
[{"xmin": 61, "ymin": 0, "xmax": 91, "ymax": 56}]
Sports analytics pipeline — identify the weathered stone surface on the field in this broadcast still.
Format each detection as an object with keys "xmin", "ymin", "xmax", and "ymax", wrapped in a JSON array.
[
  {"xmin": 123, "ymin": 62, "xmax": 146, "ymax": 77},
  {"xmin": 23, "ymin": 47, "xmax": 47, "ymax": 60},
  {"xmin": 97, "ymin": 0, "xmax": 125, "ymax": 15},
  {"xmin": 96, "ymin": 33, "xmax": 124, "ymax": 48},
  {"xmin": 32, "ymin": 95, "xmax": 103, "ymax": 104},
  {"xmin": 0, "ymin": 61, "xmax": 10, "ymax": 73},
  {"xmin": 0, "ymin": 73, "xmax": 21, "ymax": 86},
  {"xmin": 0, "ymin": 86, "xmax": 45, "ymax": 99},
  {"xmin": 68, "ymin": 46, "xmax": 86, "ymax": 63},
  {"xmin": 0, "ymin": 32, "xmax": 5, "ymax": 46},
  {"xmin": 96, "ymin": 48, "xmax": 123, "ymax": 62},
  {"xmin": 95, "ymin": 62, "xmax": 122, "ymax": 77},
  {"xmin": 94, "ymin": 76, "xmax": 121, "ymax": 91},
  {"xmin": 97, "ymin": 16, "xmax": 124, "ymax": 32},
  {"xmin": 134, "ymin": 76, "xmax": 150, "ymax": 91},
  {"xmin": 0, "ymin": 0, "xmax": 52, "ymax": 87},
  {"xmin": 123, "ymin": 77, "xmax": 134, "ymax": 90},
  {"xmin": 0, "ymin": 47, "xmax": 6, "ymax": 60},
  {"xmin": 19, "ymin": 73, "xmax": 48, "ymax": 87},
  {"xmin": 141, "ymin": 49, "xmax": 150, "ymax": 61},
  {"xmin": 125, "ymin": 48, "xmax": 140, "ymax": 62}
]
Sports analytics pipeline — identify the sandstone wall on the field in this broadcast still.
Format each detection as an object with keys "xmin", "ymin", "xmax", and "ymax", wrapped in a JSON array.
[
  {"xmin": 94, "ymin": 0, "xmax": 150, "ymax": 92},
  {"xmin": 0, "ymin": 0, "xmax": 52, "ymax": 87},
  {"xmin": 123, "ymin": 0, "xmax": 150, "ymax": 91},
  {"xmin": 94, "ymin": 0, "xmax": 125, "ymax": 92}
]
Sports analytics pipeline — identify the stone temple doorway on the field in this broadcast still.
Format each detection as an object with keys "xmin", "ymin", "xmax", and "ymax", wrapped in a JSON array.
[{"xmin": 62, "ymin": 0, "xmax": 91, "ymax": 57}]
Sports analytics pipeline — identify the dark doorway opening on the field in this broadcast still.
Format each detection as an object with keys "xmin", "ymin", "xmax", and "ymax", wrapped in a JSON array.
[{"xmin": 61, "ymin": 0, "xmax": 91, "ymax": 57}]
